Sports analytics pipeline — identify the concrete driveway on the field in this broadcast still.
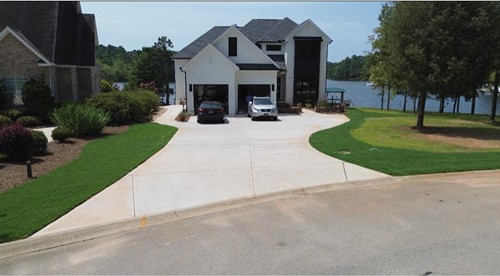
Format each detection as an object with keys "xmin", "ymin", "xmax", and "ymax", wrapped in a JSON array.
[{"xmin": 34, "ymin": 105, "xmax": 387, "ymax": 236}]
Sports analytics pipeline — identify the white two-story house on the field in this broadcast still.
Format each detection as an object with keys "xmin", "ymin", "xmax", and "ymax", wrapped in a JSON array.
[{"xmin": 172, "ymin": 17, "xmax": 332, "ymax": 115}]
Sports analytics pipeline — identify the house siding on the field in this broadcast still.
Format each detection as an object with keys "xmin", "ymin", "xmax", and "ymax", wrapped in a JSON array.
[
  {"xmin": 0, "ymin": 33, "xmax": 46, "ymax": 78},
  {"xmin": 76, "ymin": 67, "xmax": 92, "ymax": 100},
  {"xmin": 55, "ymin": 67, "xmax": 74, "ymax": 102}
]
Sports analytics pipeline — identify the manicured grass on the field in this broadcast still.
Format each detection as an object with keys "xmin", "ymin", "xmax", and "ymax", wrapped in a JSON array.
[
  {"xmin": 0, "ymin": 123, "xmax": 177, "ymax": 243},
  {"xmin": 310, "ymin": 108, "xmax": 500, "ymax": 176}
]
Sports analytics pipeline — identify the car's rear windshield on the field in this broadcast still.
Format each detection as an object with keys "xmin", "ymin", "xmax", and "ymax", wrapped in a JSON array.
[
  {"xmin": 253, "ymin": 98, "xmax": 273, "ymax": 105},
  {"xmin": 200, "ymin": 102, "xmax": 223, "ymax": 109}
]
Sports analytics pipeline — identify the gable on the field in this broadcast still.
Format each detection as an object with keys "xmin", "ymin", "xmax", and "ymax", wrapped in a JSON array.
[
  {"xmin": 212, "ymin": 27, "xmax": 275, "ymax": 65},
  {"xmin": 0, "ymin": 27, "xmax": 51, "ymax": 64},
  {"xmin": 182, "ymin": 44, "xmax": 238, "ymax": 76},
  {"xmin": 285, "ymin": 20, "xmax": 332, "ymax": 43}
]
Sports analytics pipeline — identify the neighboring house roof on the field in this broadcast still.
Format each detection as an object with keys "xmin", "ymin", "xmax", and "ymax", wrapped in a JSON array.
[
  {"xmin": 241, "ymin": 17, "xmax": 299, "ymax": 43},
  {"xmin": 0, "ymin": 1, "xmax": 97, "ymax": 66}
]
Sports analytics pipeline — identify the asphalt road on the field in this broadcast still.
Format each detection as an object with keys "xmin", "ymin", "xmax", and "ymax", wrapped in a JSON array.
[{"xmin": 2, "ymin": 171, "xmax": 500, "ymax": 274}]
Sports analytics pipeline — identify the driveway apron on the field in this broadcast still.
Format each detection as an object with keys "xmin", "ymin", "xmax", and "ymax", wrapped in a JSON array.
[{"xmin": 34, "ymin": 106, "xmax": 387, "ymax": 236}]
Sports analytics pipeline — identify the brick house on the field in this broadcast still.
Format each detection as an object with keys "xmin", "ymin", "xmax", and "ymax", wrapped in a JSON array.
[{"xmin": 0, "ymin": 1, "xmax": 100, "ymax": 106}]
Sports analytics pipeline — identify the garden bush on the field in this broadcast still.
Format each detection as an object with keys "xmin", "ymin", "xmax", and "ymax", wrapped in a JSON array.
[
  {"xmin": 51, "ymin": 103, "xmax": 110, "ymax": 137},
  {"xmin": 277, "ymin": 101, "xmax": 290, "ymax": 108},
  {"xmin": 0, "ymin": 114, "xmax": 12, "ymax": 127},
  {"xmin": 317, "ymin": 100, "xmax": 329, "ymax": 108},
  {"xmin": 87, "ymin": 90, "xmax": 159, "ymax": 125},
  {"xmin": 3, "ymin": 109, "xmax": 23, "ymax": 120},
  {"xmin": 32, "ymin": 130, "xmax": 48, "ymax": 155},
  {"xmin": 0, "ymin": 124, "xmax": 34, "ymax": 161},
  {"xmin": 51, "ymin": 127, "xmax": 72, "ymax": 142},
  {"xmin": 21, "ymin": 77, "xmax": 55, "ymax": 119},
  {"xmin": 16, "ymin": 116, "xmax": 42, "ymax": 127}
]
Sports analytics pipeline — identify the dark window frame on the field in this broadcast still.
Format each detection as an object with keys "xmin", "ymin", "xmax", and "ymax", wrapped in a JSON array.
[
  {"xmin": 228, "ymin": 37, "xmax": 237, "ymax": 56},
  {"xmin": 266, "ymin": 44, "xmax": 282, "ymax": 51}
]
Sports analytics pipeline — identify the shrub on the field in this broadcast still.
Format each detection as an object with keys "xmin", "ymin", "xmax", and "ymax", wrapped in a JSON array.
[
  {"xmin": 176, "ymin": 111, "xmax": 191, "ymax": 122},
  {"xmin": 317, "ymin": 100, "xmax": 329, "ymax": 108},
  {"xmin": 277, "ymin": 101, "xmax": 290, "ymax": 108},
  {"xmin": 16, "ymin": 116, "xmax": 42, "ymax": 127},
  {"xmin": 0, "ymin": 124, "xmax": 34, "ymax": 161},
  {"xmin": 86, "ymin": 90, "xmax": 159, "ymax": 125},
  {"xmin": 51, "ymin": 127, "xmax": 72, "ymax": 142},
  {"xmin": 21, "ymin": 77, "xmax": 55, "ymax": 118},
  {"xmin": 127, "ymin": 90, "xmax": 160, "ymax": 121},
  {"xmin": 101, "ymin": 79, "xmax": 115, "ymax": 93},
  {"xmin": 0, "ymin": 114, "xmax": 13, "ymax": 127},
  {"xmin": 32, "ymin": 130, "xmax": 48, "ymax": 155},
  {"xmin": 3, "ymin": 109, "xmax": 23, "ymax": 120},
  {"xmin": 51, "ymin": 103, "xmax": 110, "ymax": 137}
]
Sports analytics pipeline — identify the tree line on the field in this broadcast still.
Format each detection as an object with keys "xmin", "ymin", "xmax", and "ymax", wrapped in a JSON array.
[
  {"xmin": 96, "ymin": 36, "xmax": 176, "ymax": 93},
  {"xmin": 368, "ymin": 2, "xmax": 500, "ymax": 127},
  {"xmin": 327, "ymin": 55, "xmax": 370, "ymax": 81}
]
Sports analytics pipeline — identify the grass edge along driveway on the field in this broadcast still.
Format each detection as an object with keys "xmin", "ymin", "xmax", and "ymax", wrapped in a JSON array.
[
  {"xmin": 309, "ymin": 108, "xmax": 500, "ymax": 176},
  {"xmin": 0, "ymin": 123, "xmax": 177, "ymax": 243}
]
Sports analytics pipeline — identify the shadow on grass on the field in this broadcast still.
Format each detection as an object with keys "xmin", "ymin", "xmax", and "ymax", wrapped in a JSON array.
[{"xmin": 412, "ymin": 126, "xmax": 500, "ymax": 141}]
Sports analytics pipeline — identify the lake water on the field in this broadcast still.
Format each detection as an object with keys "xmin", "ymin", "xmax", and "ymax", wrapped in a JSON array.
[{"xmin": 327, "ymin": 80, "xmax": 500, "ymax": 115}]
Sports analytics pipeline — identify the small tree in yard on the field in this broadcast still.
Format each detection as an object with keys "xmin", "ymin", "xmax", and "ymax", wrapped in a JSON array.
[{"xmin": 21, "ymin": 77, "xmax": 55, "ymax": 120}]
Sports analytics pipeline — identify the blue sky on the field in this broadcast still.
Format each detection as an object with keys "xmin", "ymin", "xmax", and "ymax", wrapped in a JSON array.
[{"xmin": 81, "ymin": 2, "xmax": 384, "ymax": 62}]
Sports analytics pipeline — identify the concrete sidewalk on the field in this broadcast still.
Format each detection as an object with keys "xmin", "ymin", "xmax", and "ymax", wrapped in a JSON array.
[{"xmin": 33, "ymin": 105, "xmax": 388, "ymax": 236}]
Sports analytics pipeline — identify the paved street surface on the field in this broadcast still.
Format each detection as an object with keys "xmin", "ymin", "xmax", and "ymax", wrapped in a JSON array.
[
  {"xmin": 2, "ymin": 170, "xmax": 500, "ymax": 274},
  {"xmin": 34, "ymin": 106, "xmax": 386, "ymax": 236}
]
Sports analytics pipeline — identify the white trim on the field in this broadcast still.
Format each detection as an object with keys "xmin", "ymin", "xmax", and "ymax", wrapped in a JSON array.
[
  {"xmin": 284, "ymin": 19, "xmax": 332, "ymax": 43},
  {"xmin": 0, "ymin": 26, "xmax": 51, "ymax": 64}
]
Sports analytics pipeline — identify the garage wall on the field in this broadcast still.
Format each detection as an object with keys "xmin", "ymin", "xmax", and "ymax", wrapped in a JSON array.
[
  {"xmin": 174, "ymin": 59, "xmax": 188, "ymax": 105},
  {"xmin": 181, "ymin": 45, "xmax": 238, "ymax": 115},
  {"xmin": 236, "ymin": 71, "xmax": 278, "ymax": 103}
]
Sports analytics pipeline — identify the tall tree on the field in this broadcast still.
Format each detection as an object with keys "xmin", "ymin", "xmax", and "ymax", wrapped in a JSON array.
[
  {"xmin": 372, "ymin": 2, "xmax": 500, "ymax": 128},
  {"xmin": 130, "ymin": 36, "xmax": 175, "ymax": 91}
]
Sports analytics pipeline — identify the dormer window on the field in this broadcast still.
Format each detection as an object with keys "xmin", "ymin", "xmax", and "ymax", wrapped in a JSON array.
[
  {"xmin": 228, "ymin": 37, "xmax": 237, "ymax": 56},
  {"xmin": 266, "ymin": 45, "xmax": 281, "ymax": 51}
]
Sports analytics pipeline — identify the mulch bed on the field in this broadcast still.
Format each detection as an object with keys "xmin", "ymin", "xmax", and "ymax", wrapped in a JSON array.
[
  {"xmin": 0, "ymin": 107, "xmax": 169, "ymax": 193},
  {"xmin": 0, "ymin": 126, "xmax": 129, "ymax": 193}
]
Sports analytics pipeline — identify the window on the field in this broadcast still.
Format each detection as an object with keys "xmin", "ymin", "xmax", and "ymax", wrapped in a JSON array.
[
  {"xmin": 1, "ymin": 75, "xmax": 29, "ymax": 106},
  {"xmin": 266, "ymin": 45, "xmax": 281, "ymax": 51},
  {"xmin": 228, "ymin": 37, "xmax": 237, "ymax": 56}
]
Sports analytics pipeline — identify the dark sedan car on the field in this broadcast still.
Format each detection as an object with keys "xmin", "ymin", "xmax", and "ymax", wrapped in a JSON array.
[{"xmin": 197, "ymin": 101, "xmax": 225, "ymax": 123}]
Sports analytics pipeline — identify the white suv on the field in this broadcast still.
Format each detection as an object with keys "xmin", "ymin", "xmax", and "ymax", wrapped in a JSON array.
[{"xmin": 248, "ymin": 96, "xmax": 278, "ymax": 121}]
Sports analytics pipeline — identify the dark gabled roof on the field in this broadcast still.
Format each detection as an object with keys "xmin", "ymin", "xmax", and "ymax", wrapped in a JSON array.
[
  {"xmin": 241, "ymin": 17, "xmax": 298, "ymax": 43},
  {"xmin": 268, "ymin": 55, "xmax": 286, "ymax": 70},
  {"xmin": 236, "ymin": 64, "xmax": 279, "ymax": 71},
  {"xmin": 172, "ymin": 18, "xmax": 300, "ymax": 60},
  {"xmin": 0, "ymin": 1, "xmax": 97, "ymax": 66},
  {"xmin": 0, "ymin": 1, "xmax": 59, "ymax": 62},
  {"xmin": 172, "ymin": 26, "xmax": 229, "ymax": 59}
]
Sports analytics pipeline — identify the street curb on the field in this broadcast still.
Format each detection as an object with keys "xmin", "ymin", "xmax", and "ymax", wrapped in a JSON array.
[
  {"xmin": 2, "ymin": 170, "xmax": 498, "ymax": 260},
  {"xmin": 0, "ymin": 176, "xmax": 399, "ymax": 260}
]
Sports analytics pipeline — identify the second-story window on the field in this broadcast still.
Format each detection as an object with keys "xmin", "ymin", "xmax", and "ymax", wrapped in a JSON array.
[
  {"xmin": 229, "ymin": 37, "xmax": 237, "ymax": 56},
  {"xmin": 266, "ymin": 45, "xmax": 281, "ymax": 51}
]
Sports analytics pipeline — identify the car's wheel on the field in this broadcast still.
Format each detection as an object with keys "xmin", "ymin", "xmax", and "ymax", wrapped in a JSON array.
[
  {"xmin": 220, "ymin": 118, "xmax": 225, "ymax": 124},
  {"xmin": 251, "ymin": 116, "xmax": 255, "ymax": 121},
  {"xmin": 197, "ymin": 119, "xmax": 202, "ymax": 124},
  {"xmin": 273, "ymin": 116, "xmax": 278, "ymax": 121}
]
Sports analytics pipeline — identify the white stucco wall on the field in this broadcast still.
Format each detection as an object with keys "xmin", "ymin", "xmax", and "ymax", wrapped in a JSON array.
[
  {"xmin": 236, "ymin": 70, "xmax": 278, "ymax": 103},
  {"xmin": 283, "ymin": 39, "xmax": 295, "ymax": 105},
  {"xmin": 213, "ymin": 27, "xmax": 271, "ymax": 64},
  {"xmin": 174, "ymin": 59, "xmax": 188, "ymax": 105},
  {"xmin": 180, "ymin": 45, "xmax": 238, "ymax": 115}
]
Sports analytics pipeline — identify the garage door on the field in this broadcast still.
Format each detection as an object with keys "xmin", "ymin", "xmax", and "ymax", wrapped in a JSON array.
[
  {"xmin": 194, "ymin": 85, "xmax": 228, "ymax": 114},
  {"xmin": 237, "ymin": 85, "xmax": 271, "ymax": 114}
]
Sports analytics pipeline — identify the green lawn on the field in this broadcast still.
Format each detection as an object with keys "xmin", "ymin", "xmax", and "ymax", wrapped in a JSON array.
[
  {"xmin": 310, "ymin": 108, "xmax": 500, "ymax": 176},
  {"xmin": 0, "ymin": 123, "xmax": 177, "ymax": 243}
]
